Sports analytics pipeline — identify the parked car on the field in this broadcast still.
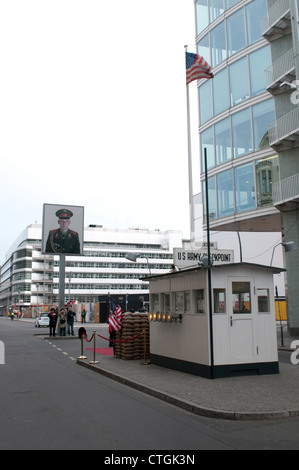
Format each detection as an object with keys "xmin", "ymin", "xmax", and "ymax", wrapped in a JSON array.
[{"xmin": 35, "ymin": 313, "xmax": 49, "ymax": 327}]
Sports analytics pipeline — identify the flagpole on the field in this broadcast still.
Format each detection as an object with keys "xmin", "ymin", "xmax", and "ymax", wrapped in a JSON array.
[{"xmin": 185, "ymin": 45, "xmax": 195, "ymax": 243}]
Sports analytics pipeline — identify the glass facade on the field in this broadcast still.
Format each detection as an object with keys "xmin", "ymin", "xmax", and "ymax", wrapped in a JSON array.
[{"xmin": 197, "ymin": 0, "xmax": 277, "ymax": 223}]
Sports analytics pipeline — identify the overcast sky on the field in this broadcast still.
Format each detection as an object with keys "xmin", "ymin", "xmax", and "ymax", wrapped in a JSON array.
[{"xmin": 0, "ymin": 0, "xmax": 200, "ymax": 263}]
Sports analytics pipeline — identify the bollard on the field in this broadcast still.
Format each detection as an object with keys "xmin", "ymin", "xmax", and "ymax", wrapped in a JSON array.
[
  {"xmin": 77, "ymin": 335, "xmax": 87, "ymax": 360},
  {"xmin": 89, "ymin": 330, "xmax": 100, "ymax": 364},
  {"xmin": 140, "ymin": 329, "xmax": 149, "ymax": 365}
]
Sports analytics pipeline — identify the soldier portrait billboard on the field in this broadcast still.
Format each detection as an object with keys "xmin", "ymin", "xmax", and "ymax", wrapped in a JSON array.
[{"xmin": 42, "ymin": 203, "xmax": 84, "ymax": 255}]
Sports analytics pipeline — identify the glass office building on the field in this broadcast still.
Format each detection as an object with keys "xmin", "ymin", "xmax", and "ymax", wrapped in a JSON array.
[{"xmin": 194, "ymin": 0, "xmax": 299, "ymax": 334}]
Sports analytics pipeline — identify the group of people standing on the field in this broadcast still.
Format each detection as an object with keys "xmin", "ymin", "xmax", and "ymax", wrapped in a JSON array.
[{"xmin": 48, "ymin": 306, "xmax": 76, "ymax": 337}]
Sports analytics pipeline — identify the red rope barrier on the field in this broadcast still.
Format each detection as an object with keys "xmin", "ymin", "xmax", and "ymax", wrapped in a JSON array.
[
  {"xmin": 83, "ymin": 333, "xmax": 94, "ymax": 343},
  {"xmin": 96, "ymin": 332, "xmax": 142, "ymax": 343}
]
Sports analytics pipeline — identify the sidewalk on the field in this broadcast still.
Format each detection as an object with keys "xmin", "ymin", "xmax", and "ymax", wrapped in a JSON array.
[
  {"xmin": 14, "ymin": 317, "xmax": 299, "ymax": 420},
  {"xmin": 76, "ymin": 322, "xmax": 299, "ymax": 421}
]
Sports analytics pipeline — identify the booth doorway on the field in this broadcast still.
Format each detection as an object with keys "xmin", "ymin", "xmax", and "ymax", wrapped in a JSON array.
[{"xmin": 228, "ymin": 277, "xmax": 257, "ymax": 364}]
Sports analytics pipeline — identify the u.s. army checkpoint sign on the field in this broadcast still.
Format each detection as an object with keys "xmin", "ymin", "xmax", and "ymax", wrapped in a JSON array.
[{"xmin": 173, "ymin": 247, "xmax": 234, "ymax": 269}]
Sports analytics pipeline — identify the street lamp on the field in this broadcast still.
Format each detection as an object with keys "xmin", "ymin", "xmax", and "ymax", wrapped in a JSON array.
[
  {"xmin": 126, "ymin": 252, "xmax": 152, "ymax": 275},
  {"xmin": 270, "ymin": 241, "xmax": 297, "ymax": 266}
]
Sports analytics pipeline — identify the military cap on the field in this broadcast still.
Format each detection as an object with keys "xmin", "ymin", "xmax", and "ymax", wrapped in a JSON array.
[{"xmin": 56, "ymin": 209, "xmax": 73, "ymax": 219}]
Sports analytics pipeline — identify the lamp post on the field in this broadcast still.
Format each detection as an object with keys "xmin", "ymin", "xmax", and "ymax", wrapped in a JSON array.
[
  {"xmin": 126, "ymin": 252, "xmax": 152, "ymax": 276},
  {"xmin": 270, "ymin": 241, "xmax": 297, "ymax": 266},
  {"xmin": 36, "ymin": 283, "xmax": 39, "ymax": 317}
]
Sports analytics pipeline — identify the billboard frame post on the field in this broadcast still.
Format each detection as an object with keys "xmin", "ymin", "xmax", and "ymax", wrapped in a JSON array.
[{"xmin": 59, "ymin": 254, "xmax": 66, "ymax": 313}]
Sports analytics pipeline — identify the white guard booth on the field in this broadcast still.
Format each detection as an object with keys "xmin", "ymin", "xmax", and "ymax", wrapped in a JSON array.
[{"xmin": 148, "ymin": 263, "xmax": 284, "ymax": 379}]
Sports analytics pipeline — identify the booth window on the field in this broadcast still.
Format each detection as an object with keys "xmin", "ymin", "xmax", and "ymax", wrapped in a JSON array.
[
  {"xmin": 257, "ymin": 289, "xmax": 270, "ymax": 313},
  {"xmin": 194, "ymin": 289, "xmax": 205, "ymax": 314},
  {"xmin": 151, "ymin": 294, "xmax": 159, "ymax": 312},
  {"xmin": 185, "ymin": 292, "xmax": 191, "ymax": 312},
  {"xmin": 232, "ymin": 282, "xmax": 251, "ymax": 313},
  {"xmin": 213, "ymin": 289, "xmax": 226, "ymax": 313},
  {"xmin": 164, "ymin": 293, "xmax": 170, "ymax": 313},
  {"xmin": 175, "ymin": 292, "xmax": 184, "ymax": 312}
]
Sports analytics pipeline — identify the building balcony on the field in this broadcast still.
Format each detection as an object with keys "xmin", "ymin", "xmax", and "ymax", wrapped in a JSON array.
[
  {"xmin": 265, "ymin": 48, "xmax": 295, "ymax": 95},
  {"xmin": 272, "ymin": 173, "xmax": 299, "ymax": 210},
  {"xmin": 261, "ymin": 0, "xmax": 291, "ymax": 42},
  {"xmin": 269, "ymin": 107, "xmax": 299, "ymax": 150}
]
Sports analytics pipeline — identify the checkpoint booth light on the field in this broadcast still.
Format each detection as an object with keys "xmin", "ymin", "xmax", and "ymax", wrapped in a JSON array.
[
  {"xmin": 146, "ymin": 262, "xmax": 285, "ymax": 379},
  {"xmin": 148, "ymin": 312, "xmax": 181, "ymax": 323}
]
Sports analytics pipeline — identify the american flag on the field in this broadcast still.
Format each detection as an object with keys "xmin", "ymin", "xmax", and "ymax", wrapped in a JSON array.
[
  {"xmin": 109, "ymin": 297, "xmax": 122, "ymax": 332},
  {"xmin": 186, "ymin": 52, "xmax": 214, "ymax": 85}
]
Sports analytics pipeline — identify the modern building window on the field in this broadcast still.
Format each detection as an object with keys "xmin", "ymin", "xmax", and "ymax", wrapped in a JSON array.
[
  {"xmin": 249, "ymin": 46, "xmax": 271, "ymax": 96},
  {"xmin": 213, "ymin": 68, "xmax": 229, "ymax": 115},
  {"xmin": 256, "ymin": 155, "xmax": 279, "ymax": 208},
  {"xmin": 197, "ymin": 34, "xmax": 210, "ymax": 65},
  {"xmin": 195, "ymin": 0, "xmax": 209, "ymax": 36},
  {"xmin": 215, "ymin": 117, "xmax": 232, "ymax": 165},
  {"xmin": 225, "ymin": 0, "xmax": 239, "ymax": 9},
  {"xmin": 246, "ymin": 0, "xmax": 267, "ymax": 45},
  {"xmin": 229, "ymin": 56, "xmax": 249, "ymax": 106},
  {"xmin": 252, "ymin": 99, "xmax": 275, "ymax": 151},
  {"xmin": 209, "ymin": 0, "xmax": 224, "ymax": 23},
  {"xmin": 227, "ymin": 8, "xmax": 246, "ymax": 57},
  {"xmin": 217, "ymin": 169, "xmax": 234, "ymax": 218},
  {"xmin": 210, "ymin": 21, "xmax": 226, "ymax": 67},
  {"xmin": 203, "ymin": 176, "xmax": 217, "ymax": 222},
  {"xmin": 232, "ymin": 108, "xmax": 252, "ymax": 158},
  {"xmin": 199, "ymin": 80, "xmax": 213, "ymax": 124},
  {"xmin": 234, "ymin": 163, "xmax": 256, "ymax": 213},
  {"xmin": 201, "ymin": 127, "xmax": 215, "ymax": 170}
]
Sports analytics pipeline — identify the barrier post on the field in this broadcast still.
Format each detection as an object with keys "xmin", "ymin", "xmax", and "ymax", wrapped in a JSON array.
[
  {"xmin": 77, "ymin": 335, "xmax": 87, "ymax": 360},
  {"xmin": 89, "ymin": 330, "xmax": 100, "ymax": 364},
  {"xmin": 140, "ymin": 329, "xmax": 149, "ymax": 365}
]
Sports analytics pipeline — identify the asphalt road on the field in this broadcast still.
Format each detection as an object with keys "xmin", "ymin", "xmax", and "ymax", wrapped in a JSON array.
[{"xmin": 1, "ymin": 318, "xmax": 299, "ymax": 452}]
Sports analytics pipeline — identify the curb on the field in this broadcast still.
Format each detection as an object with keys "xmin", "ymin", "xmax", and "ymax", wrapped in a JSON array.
[{"xmin": 76, "ymin": 359, "xmax": 299, "ymax": 421}]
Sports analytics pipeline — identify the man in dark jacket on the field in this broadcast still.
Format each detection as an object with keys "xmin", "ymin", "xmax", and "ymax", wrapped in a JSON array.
[
  {"xmin": 67, "ymin": 306, "xmax": 76, "ymax": 336},
  {"xmin": 48, "ymin": 308, "xmax": 57, "ymax": 337}
]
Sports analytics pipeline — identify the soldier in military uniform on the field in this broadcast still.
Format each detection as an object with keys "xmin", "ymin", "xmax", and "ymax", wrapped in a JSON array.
[{"xmin": 45, "ymin": 209, "xmax": 81, "ymax": 254}]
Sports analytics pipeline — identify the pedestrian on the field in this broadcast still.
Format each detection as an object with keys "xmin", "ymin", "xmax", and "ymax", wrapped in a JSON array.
[
  {"xmin": 81, "ymin": 308, "xmax": 86, "ymax": 324},
  {"xmin": 48, "ymin": 308, "xmax": 57, "ymax": 337},
  {"xmin": 59, "ymin": 308, "xmax": 67, "ymax": 336},
  {"xmin": 67, "ymin": 306, "xmax": 75, "ymax": 336}
]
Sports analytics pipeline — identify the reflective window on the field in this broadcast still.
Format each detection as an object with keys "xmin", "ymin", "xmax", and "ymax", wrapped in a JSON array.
[
  {"xmin": 195, "ymin": 0, "xmax": 209, "ymax": 36},
  {"xmin": 227, "ymin": 9, "xmax": 246, "ymax": 57},
  {"xmin": 252, "ymin": 99, "xmax": 275, "ymax": 151},
  {"xmin": 229, "ymin": 57, "xmax": 249, "ymax": 106},
  {"xmin": 215, "ymin": 118, "xmax": 231, "ymax": 165},
  {"xmin": 232, "ymin": 108, "xmax": 252, "ymax": 158},
  {"xmin": 213, "ymin": 68, "xmax": 229, "ymax": 115},
  {"xmin": 197, "ymin": 34, "xmax": 210, "ymax": 66},
  {"xmin": 256, "ymin": 155, "xmax": 279, "ymax": 208},
  {"xmin": 199, "ymin": 80, "xmax": 213, "ymax": 124},
  {"xmin": 234, "ymin": 163, "xmax": 256, "ymax": 213},
  {"xmin": 246, "ymin": 0, "xmax": 267, "ymax": 45},
  {"xmin": 202, "ymin": 176, "xmax": 217, "ymax": 222},
  {"xmin": 217, "ymin": 169, "xmax": 234, "ymax": 218},
  {"xmin": 225, "ymin": 0, "xmax": 239, "ymax": 9},
  {"xmin": 249, "ymin": 46, "xmax": 271, "ymax": 96},
  {"xmin": 211, "ymin": 21, "xmax": 226, "ymax": 67},
  {"xmin": 201, "ymin": 127, "xmax": 215, "ymax": 170},
  {"xmin": 209, "ymin": 0, "xmax": 224, "ymax": 22}
]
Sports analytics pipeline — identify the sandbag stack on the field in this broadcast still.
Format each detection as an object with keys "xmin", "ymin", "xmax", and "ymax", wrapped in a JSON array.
[{"xmin": 114, "ymin": 312, "xmax": 150, "ymax": 360}]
